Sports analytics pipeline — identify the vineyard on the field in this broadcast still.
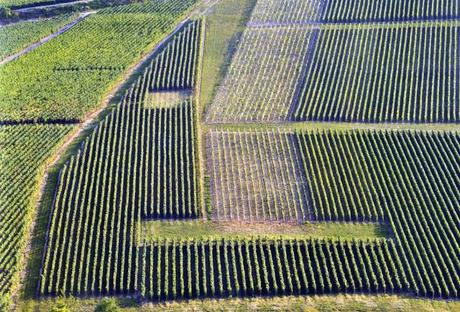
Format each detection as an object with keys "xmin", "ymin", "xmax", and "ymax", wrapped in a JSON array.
[
  {"xmin": 0, "ymin": 0, "xmax": 197, "ymax": 122},
  {"xmin": 296, "ymin": 129, "xmax": 460, "ymax": 297},
  {"xmin": 3, "ymin": 0, "xmax": 460, "ymax": 310},
  {"xmin": 207, "ymin": 130, "xmax": 309, "ymax": 222},
  {"xmin": 248, "ymin": 0, "xmax": 460, "ymax": 24},
  {"xmin": 294, "ymin": 21, "xmax": 460, "ymax": 122},
  {"xmin": 206, "ymin": 0, "xmax": 460, "ymax": 123},
  {"xmin": 139, "ymin": 238, "xmax": 402, "ymax": 300},
  {"xmin": 39, "ymin": 19, "xmax": 202, "ymax": 295},
  {"xmin": 0, "ymin": 125, "xmax": 73, "ymax": 295},
  {"xmin": 0, "ymin": 14, "xmax": 76, "ymax": 61},
  {"xmin": 206, "ymin": 26, "xmax": 313, "ymax": 122}
]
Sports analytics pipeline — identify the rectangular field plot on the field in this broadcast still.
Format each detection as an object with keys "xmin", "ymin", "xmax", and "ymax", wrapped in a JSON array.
[
  {"xmin": 322, "ymin": 0, "xmax": 460, "ymax": 23},
  {"xmin": 295, "ymin": 22, "xmax": 460, "ymax": 123},
  {"xmin": 139, "ymin": 238, "xmax": 403, "ymax": 300},
  {"xmin": 247, "ymin": 0, "xmax": 323, "ymax": 25},
  {"xmin": 206, "ymin": 27, "xmax": 314, "ymax": 122},
  {"xmin": 138, "ymin": 220, "xmax": 388, "ymax": 242},
  {"xmin": 207, "ymin": 130, "xmax": 310, "ymax": 222}
]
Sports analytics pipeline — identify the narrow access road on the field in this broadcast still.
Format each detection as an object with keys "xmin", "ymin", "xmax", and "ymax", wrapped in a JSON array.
[
  {"xmin": 0, "ymin": 11, "xmax": 95, "ymax": 66},
  {"xmin": 13, "ymin": 0, "xmax": 93, "ymax": 13}
]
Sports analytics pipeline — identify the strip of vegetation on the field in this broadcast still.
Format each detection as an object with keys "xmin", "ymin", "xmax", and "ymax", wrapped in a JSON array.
[{"xmin": 138, "ymin": 220, "xmax": 389, "ymax": 243}]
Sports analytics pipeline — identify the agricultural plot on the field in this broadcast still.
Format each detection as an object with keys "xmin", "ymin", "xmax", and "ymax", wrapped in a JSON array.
[
  {"xmin": 247, "ymin": 0, "xmax": 322, "ymax": 25},
  {"xmin": 139, "ymin": 238, "xmax": 402, "ymax": 300},
  {"xmin": 322, "ymin": 0, "xmax": 460, "ymax": 23},
  {"xmin": 248, "ymin": 0, "xmax": 460, "ymax": 25},
  {"xmin": 0, "ymin": 14, "xmax": 76, "ymax": 61},
  {"xmin": 8, "ymin": 0, "xmax": 460, "ymax": 308},
  {"xmin": 0, "ymin": 0, "xmax": 48, "ymax": 8},
  {"xmin": 295, "ymin": 21, "xmax": 460, "ymax": 122},
  {"xmin": 146, "ymin": 20, "xmax": 201, "ymax": 92},
  {"xmin": 206, "ymin": 26, "xmax": 314, "ymax": 122},
  {"xmin": 295, "ymin": 129, "xmax": 460, "ymax": 297},
  {"xmin": 39, "ymin": 20, "xmax": 202, "ymax": 296},
  {"xmin": 207, "ymin": 0, "xmax": 460, "ymax": 123},
  {"xmin": 207, "ymin": 130, "xmax": 309, "ymax": 222},
  {"xmin": 0, "ymin": 0, "xmax": 197, "ymax": 122},
  {"xmin": 0, "ymin": 124, "xmax": 73, "ymax": 295}
]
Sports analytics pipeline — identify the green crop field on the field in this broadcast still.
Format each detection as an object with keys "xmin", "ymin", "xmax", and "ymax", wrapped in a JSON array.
[
  {"xmin": 2, "ymin": 0, "xmax": 460, "ymax": 311},
  {"xmin": 0, "ymin": 0, "xmax": 197, "ymax": 123},
  {"xmin": 0, "ymin": 124, "xmax": 73, "ymax": 302},
  {"xmin": 0, "ymin": 15, "xmax": 76, "ymax": 60}
]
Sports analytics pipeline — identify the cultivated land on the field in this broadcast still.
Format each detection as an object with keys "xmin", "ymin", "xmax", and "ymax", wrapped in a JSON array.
[{"xmin": 2, "ymin": 0, "xmax": 460, "ymax": 311}]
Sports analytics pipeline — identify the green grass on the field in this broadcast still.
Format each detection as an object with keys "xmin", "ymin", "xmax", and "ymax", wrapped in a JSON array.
[
  {"xmin": 137, "ymin": 220, "xmax": 388, "ymax": 244},
  {"xmin": 199, "ymin": 0, "xmax": 256, "ymax": 116},
  {"xmin": 17, "ymin": 294, "xmax": 460, "ymax": 312}
]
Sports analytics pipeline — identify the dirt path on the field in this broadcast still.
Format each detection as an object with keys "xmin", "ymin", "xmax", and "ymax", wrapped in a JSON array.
[
  {"xmin": 0, "ymin": 11, "xmax": 94, "ymax": 66},
  {"xmin": 13, "ymin": 0, "xmax": 93, "ymax": 13}
]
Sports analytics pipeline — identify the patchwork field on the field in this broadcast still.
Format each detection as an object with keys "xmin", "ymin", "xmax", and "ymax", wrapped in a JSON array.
[{"xmin": 2, "ymin": 0, "xmax": 460, "ymax": 311}]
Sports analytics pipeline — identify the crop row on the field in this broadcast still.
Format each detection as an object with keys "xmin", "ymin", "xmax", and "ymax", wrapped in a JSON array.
[
  {"xmin": 0, "ymin": 125, "xmax": 72, "ymax": 295},
  {"xmin": 248, "ymin": 0, "xmax": 460, "ymax": 25},
  {"xmin": 207, "ymin": 130, "xmax": 309, "ymax": 222},
  {"xmin": 295, "ymin": 129, "xmax": 460, "ymax": 297},
  {"xmin": 39, "ymin": 20, "xmax": 201, "ymax": 295},
  {"xmin": 0, "ymin": 0, "xmax": 197, "ymax": 122},
  {"xmin": 139, "ymin": 238, "xmax": 403, "ymax": 300},
  {"xmin": 207, "ymin": 26, "xmax": 313, "ymax": 122},
  {"xmin": 295, "ymin": 22, "xmax": 460, "ymax": 122}
]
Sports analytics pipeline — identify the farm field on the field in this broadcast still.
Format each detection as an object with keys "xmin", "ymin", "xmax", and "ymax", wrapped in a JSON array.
[
  {"xmin": 2, "ymin": 0, "xmax": 460, "ymax": 311},
  {"xmin": 0, "ymin": 14, "xmax": 76, "ymax": 60},
  {"xmin": 0, "ymin": 0, "xmax": 197, "ymax": 122},
  {"xmin": 0, "ymin": 125, "xmax": 73, "ymax": 300}
]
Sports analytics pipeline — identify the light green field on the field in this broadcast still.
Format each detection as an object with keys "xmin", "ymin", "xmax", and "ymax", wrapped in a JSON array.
[{"xmin": 138, "ymin": 220, "xmax": 388, "ymax": 244}]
